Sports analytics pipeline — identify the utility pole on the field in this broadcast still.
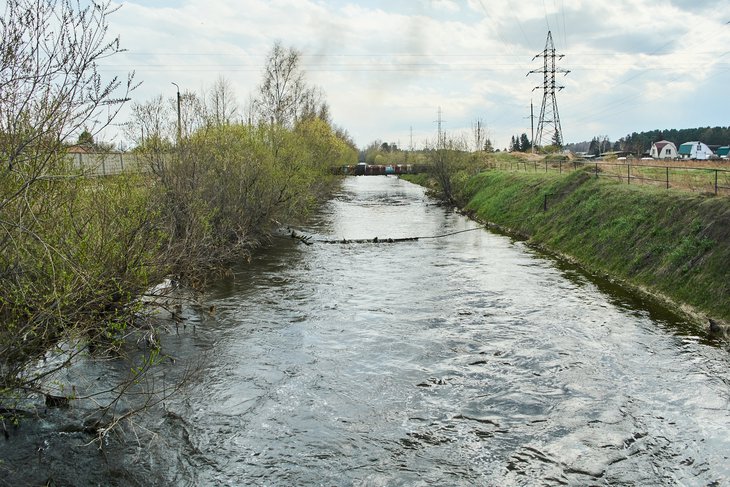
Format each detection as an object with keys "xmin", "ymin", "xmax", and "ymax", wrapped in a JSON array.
[
  {"xmin": 522, "ymin": 105, "xmax": 535, "ymax": 153},
  {"xmin": 172, "ymin": 82, "xmax": 182, "ymax": 144},
  {"xmin": 530, "ymin": 100, "xmax": 535, "ymax": 153},
  {"xmin": 434, "ymin": 107, "xmax": 446, "ymax": 149},
  {"xmin": 527, "ymin": 31, "xmax": 569, "ymax": 149},
  {"xmin": 473, "ymin": 118, "xmax": 483, "ymax": 152}
]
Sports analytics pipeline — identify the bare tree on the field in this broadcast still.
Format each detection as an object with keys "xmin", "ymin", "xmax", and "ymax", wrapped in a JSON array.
[
  {"xmin": 126, "ymin": 95, "xmax": 172, "ymax": 146},
  {"xmin": 206, "ymin": 75, "xmax": 239, "ymax": 127},
  {"xmin": 299, "ymin": 87, "xmax": 328, "ymax": 123},
  {"xmin": 244, "ymin": 94, "xmax": 259, "ymax": 127},
  {"xmin": 0, "ymin": 0, "xmax": 135, "ymax": 177},
  {"xmin": 255, "ymin": 41, "xmax": 322, "ymax": 127},
  {"xmin": 178, "ymin": 90, "xmax": 206, "ymax": 138},
  {"xmin": 426, "ymin": 134, "xmax": 469, "ymax": 204}
]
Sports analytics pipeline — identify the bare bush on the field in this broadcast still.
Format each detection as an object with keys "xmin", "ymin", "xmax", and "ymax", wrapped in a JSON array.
[{"xmin": 425, "ymin": 135, "xmax": 470, "ymax": 204}]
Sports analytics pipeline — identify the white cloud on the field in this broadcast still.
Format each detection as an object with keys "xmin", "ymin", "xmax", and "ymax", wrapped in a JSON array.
[
  {"xmin": 98, "ymin": 0, "xmax": 730, "ymax": 148},
  {"xmin": 429, "ymin": 0, "xmax": 460, "ymax": 13}
]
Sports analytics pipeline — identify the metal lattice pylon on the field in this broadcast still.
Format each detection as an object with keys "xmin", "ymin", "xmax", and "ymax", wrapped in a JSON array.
[{"xmin": 528, "ymin": 31, "xmax": 569, "ymax": 148}]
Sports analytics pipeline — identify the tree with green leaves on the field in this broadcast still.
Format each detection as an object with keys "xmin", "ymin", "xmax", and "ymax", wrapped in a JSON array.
[
  {"xmin": 588, "ymin": 137, "xmax": 600, "ymax": 157},
  {"xmin": 552, "ymin": 131, "xmax": 562, "ymax": 148},
  {"xmin": 77, "ymin": 128, "xmax": 94, "ymax": 148},
  {"xmin": 519, "ymin": 133, "xmax": 531, "ymax": 152}
]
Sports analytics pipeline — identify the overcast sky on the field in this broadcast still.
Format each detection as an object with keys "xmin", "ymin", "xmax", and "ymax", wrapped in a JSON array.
[{"xmin": 101, "ymin": 0, "xmax": 730, "ymax": 150}]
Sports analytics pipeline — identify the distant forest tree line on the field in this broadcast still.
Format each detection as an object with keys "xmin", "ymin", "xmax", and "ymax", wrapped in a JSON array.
[{"xmin": 565, "ymin": 126, "xmax": 730, "ymax": 156}]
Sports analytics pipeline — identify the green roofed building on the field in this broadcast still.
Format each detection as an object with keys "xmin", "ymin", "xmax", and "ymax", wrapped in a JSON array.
[
  {"xmin": 718, "ymin": 146, "xmax": 730, "ymax": 158},
  {"xmin": 678, "ymin": 141, "xmax": 714, "ymax": 160}
]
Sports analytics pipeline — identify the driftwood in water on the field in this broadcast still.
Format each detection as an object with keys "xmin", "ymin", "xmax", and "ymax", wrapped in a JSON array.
[
  {"xmin": 320, "ymin": 236, "xmax": 419, "ymax": 244},
  {"xmin": 45, "ymin": 394, "xmax": 70, "ymax": 408},
  {"xmin": 284, "ymin": 226, "xmax": 483, "ymax": 246},
  {"xmin": 290, "ymin": 230, "xmax": 417, "ymax": 245},
  {"xmin": 290, "ymin": 230, "xmax": 313, "ymax": 245}
]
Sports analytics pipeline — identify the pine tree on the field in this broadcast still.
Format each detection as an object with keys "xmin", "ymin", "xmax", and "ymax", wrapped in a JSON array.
[
  {"xmin": 552, "ymin": 131, "xmax": 562, "ymax": 149},
  {"xmin": 519, "ymin": 133, "xmax": 531, "ymax": 152},
  {"xmin": 78, "ymin": 129, "xmax": 94, "ymax": 148},
  {"xmin": 588, "ymin": 137, "xmax": 599, "ymax": 157}
]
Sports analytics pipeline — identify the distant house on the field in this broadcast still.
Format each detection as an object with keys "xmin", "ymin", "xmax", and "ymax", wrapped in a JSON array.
[
  {"xmin": 678, "ymin": 141, "xmax": 713, "ymax": 160},
  {"xmin": 67, "ymin": 145, "xmax": 92, "ymax": 154},
  {"xmin": 649, "ymin": 140, "xmax": 678, "ymax": 159},
  {"xmin": 717, "ymin": 146, "xmax": 730, "ymax": 159}
]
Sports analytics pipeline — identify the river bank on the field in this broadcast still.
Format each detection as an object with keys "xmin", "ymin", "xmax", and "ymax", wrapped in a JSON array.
[
  {"xmin": 4, "ymin": 175, "xmax": 730, "ymax": 485},
  {"xmin": 405, "ymin": 168, "xmax": 730, "ymax": 332}
]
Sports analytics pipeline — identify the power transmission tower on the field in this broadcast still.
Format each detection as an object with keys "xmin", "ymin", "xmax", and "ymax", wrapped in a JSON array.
[{"xmin": 527, "ymin": 31, "xmax": 569, "ymax": 148}]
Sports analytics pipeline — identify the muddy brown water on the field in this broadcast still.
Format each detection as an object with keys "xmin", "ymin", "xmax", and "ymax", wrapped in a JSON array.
[{"xmin": 2, "ymin": 176, "xmax": 729, "ymax": 486}]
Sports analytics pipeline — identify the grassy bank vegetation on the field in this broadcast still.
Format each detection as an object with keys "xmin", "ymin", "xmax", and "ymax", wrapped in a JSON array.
[
  {"xmin": 0, "ymin": 119, "xmax": 355, "ymax": 410},
  {"xmin": 407, "ymin": 151, "xmax": 729, "ymax": 327}
]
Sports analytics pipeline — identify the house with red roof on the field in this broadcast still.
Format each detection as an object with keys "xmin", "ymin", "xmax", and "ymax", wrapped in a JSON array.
[{"xmin": 649, "ymin": 140, "xmax": 678, "ymax": 159}]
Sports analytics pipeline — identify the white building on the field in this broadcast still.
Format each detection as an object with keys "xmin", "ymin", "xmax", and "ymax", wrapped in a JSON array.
[
  {"xmin": 650, "ymin": 140, "xmax": 678, "ymax": 159},
  {"xmin": 678, "ymin": 141, "xmax": 714, "ymax": 160}
]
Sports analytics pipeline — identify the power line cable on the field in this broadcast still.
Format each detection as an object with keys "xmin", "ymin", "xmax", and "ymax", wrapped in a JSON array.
[
  {"xmin": 560, "ymin": 0, "xmax": 568, "ymax": 49},
  {"xmin": 542, "ymin": 0, "xmax": 552, "ymax": 32},
  {"xmin": 559, "ymin": 19, "xmax": 730, "ymax": 135}
]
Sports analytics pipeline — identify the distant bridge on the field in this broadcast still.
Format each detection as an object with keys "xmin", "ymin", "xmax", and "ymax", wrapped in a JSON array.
[{"xmin": 334, "ymin": 163, "xmax": 430, "ymax": 176}]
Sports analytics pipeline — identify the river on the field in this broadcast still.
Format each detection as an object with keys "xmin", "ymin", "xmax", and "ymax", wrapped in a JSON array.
[{"xmin": 3, "ymin": 175, "xmax": 730, "ymax": 486}]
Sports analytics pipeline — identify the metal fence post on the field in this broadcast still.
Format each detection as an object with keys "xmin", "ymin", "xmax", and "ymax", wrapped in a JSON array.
[
  {"xmin": 627, "ymin": 163, "xmax": 630, "ymax": 185},
  {"xmin": 666, "ymin": 167, "xmax": 669, "ymax": 189},
  {"xmin": 716, "ymin": 170, "xmax": 719, "ymax": 195},
  {"xmin": 595, "ymin": 163, "xmax": 598, "ymax": 178}
]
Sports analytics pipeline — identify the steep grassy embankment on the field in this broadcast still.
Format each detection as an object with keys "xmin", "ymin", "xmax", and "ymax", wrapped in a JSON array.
[{"xmin": 454, "ymin": 169, "xmax": 730, "ymax": 326}]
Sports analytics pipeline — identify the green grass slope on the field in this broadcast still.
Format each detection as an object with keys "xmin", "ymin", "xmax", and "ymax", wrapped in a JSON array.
[{"xmin": 459, "ymin": 169, "xmax": 730, "ymax": 325}]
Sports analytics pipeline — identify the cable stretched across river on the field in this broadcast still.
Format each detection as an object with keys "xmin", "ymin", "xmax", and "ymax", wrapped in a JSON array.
[{"xmin": 284, "ymin": 226, "xmax": 484, "ymax": 245}]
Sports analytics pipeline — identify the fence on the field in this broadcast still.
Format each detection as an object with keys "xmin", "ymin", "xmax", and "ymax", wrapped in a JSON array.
[
  {"xmin": 66, "ymin": 153, "xmax": 730, "ymax": 195},
  {"xmin": 499, "ymin": 158, "xmax": 730, "ymax": 196},
  {"xmin": 65, "ymin": 152, "xmax": 164, "ymax": 176}
]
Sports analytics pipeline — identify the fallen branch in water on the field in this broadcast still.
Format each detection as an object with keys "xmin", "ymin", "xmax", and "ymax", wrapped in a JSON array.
[
  {"xmin": 283, "ymin": 226, "xmax": 483, "ymax": 245},
  {"xmin": 320, "ymin": 236, "xmax": 420, "ymax": 244}
]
